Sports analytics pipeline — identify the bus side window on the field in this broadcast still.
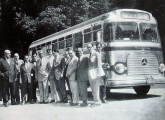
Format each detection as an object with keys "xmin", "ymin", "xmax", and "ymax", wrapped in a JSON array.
[
  {"xmin": 104, "ymin": 23, "xmax": 113, "ymax": 42},
  {"xmin": 93, "ymin": 25, "xmax": 102, "ymax": 42},
  {"xmin": 59, "ymin": 38, "xmax": 65, "ymax": 49},
  {"xmin": 84, "ymin": 28, "xmax": 92, "ymax": 43},
  {"xmin": 66, "ymin": 35, "xmax": 73, "ymax": 47},
  {"xmin": 74, "ymin": 32, "xmax": 83, "ymax": 48},
  {"xmin": 52, "ymin": 40, "xmax": 58, "ymax": 50}
]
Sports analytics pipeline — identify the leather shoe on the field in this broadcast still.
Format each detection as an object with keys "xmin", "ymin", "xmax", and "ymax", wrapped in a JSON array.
[
  {"xmin": 11, "ymin": 102, "xmax": 16, "ymax": 105},
  {"xmin": 4, "ymin": 102, "xmax": 8, "ymax": 107},
  {"xmin": 80, "ymin": 103, "xmax": 88, "ymax": 107},
  {"xmin": 70, "ymin": 103, "xmax": 79, "ymax": 106},
  {"xmin": 49, "ymin": 100, "xmax": 55, "ymax": 103},
  {"xmin": 102, "ymin": 100, "xmax": 108, "ymax": 103}
]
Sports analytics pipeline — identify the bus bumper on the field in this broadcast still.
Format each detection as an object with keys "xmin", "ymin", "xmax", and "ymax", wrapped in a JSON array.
[{"xmin": 106, "ymin": 77, "xmax": 165, "ymax": 87}]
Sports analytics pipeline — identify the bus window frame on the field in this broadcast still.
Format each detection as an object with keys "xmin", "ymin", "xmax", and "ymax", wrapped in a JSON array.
[
  {"xmin": 59, "ymin": 38, "xmax": 65, "ymax": 49},
  {"xmin": 84, "ymin": 28, "xmax": 92, "ymax": 43},
  {"xmin": 52, "ymin": 39, "xmax": 59, "ymax": 50}
]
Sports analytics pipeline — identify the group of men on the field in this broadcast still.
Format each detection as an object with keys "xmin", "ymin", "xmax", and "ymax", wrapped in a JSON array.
[{"xmin": 0, "ymin": 42, "xmax": 108, "ymax": 107}]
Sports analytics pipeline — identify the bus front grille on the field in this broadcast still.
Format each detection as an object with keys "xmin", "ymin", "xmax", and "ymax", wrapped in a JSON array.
[{"xmin": 127, "ymin": 52, "xmax": 159, "ymax": 75}]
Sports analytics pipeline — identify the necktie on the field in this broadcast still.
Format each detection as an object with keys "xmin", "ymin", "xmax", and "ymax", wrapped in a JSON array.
[{"xmin": 77, "ymin": 57, "xmax": 80, "ymax": 67}]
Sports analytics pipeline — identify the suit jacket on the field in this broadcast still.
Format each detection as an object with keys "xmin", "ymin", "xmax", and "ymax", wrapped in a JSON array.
[
  {"xmin": 76, "ymin": 55, "xmax": 89, "ymax": 82},
  {"xmin": 20, "ymin": 62, "xmax": 34, "ymax": 83},
  {"xmin": 53, "ymin": 55, "xmax": 65, "ymax": 80},
  {"xmin": 0, "ymin": 57, "xmax": 15, "ymax": 83},
  {"xmin": 88, "ymin": 50, "xmax": 102, "ymax": 76},
  {"xmin": 35, "ymin": 57, "xmax": 51, "ymax": 82},
  {"xmin": 66, "ymin": 56, "xmax": 78, "ymax": 81},
  {"xmin": 14, "ymin": 59, "xmax": 24, "ymax": 81}
]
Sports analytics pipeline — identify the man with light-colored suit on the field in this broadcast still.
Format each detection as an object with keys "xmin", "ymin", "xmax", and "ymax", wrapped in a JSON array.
[
  {"xmin": 14, "ymin": 53, "xmax": 24, "ymax": 104},
  {"xmin": 66, "ymin": 50, "xmax": 79, "ymax": 106},
  {"xmin": 0, "ymin": 50, "xmax": 15, "ymax": 107},
  {"xmin": 87, "ymin": 43, "xmax": 103, "ymax": 106},
  {"xmin": 76, "ymin": 48, "xmax": 89, "ymax": 107},
  {"xmin": 36, "ymin": 50, "xmax": 51, "ymax": 103},
  {"xmin": 20, "ymin": 55, "xmax": 34, "ymax": 104}
]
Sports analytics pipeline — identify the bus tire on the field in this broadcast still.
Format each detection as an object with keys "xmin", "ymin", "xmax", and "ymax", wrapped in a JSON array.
[
  {"xmin": 106, "ymin": 87, "xmax": 111, "ymax": 98},
  {"xmin": 133, "ymin": 86, "xmax": 150, "ymax": 96}
]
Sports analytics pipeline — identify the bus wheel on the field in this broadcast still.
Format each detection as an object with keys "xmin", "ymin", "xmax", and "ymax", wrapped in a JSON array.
[
  {"xmin": 106, "ymin": 87, "xmax": 111, "ymax": 98},
  {"xmin": 133, "ymin": 86, "xmax": 150, "ymax": 96}
]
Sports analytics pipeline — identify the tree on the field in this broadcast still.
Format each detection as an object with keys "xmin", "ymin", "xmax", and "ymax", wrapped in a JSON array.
[{"xmin": 35, "ymin": 6, "xmax": 68, "ymax": 39}]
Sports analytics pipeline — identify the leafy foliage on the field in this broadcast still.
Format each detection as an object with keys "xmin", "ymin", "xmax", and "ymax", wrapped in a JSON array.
[{"xmin": 35, "ymin": 6, "xmax": 68, "ymax": 38}]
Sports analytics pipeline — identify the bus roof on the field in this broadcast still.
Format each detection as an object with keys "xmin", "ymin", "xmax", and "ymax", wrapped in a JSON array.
[{"xmin": 29, "ymin": 9, "xmax": 154, "ymax": 49}]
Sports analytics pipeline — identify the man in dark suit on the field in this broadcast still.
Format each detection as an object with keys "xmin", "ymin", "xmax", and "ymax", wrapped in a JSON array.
[
  {"xmin": 20, "ymin": 55, "xmax": 34, "ymax": 104},
  {"xmin": 0, "ymin": 50, "xmax": 15, "ymax": 107},
  {"xmin": 53, "ymin": 49, "xmax": 68, "ymax": 103},
  {"xmin": 31, "ymin": 53, "xmax": 38, "ymax": 102},
  {"xmin": 76, "ymin": 48, "xmax": 89, "ymax": 107}
]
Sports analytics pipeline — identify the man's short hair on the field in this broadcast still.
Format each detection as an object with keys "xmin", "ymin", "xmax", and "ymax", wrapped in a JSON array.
[
  {"xmin": 53, "ymin": 49, "xmax": 59, "ymax": 53},
  {"xmin": 4, "ymin": 50, "xmax": 11, "ymax": 54},
  {"xmin": 95, "ymin": 42, "xmax": 102, "ymax": 47},
  {"xmin": 14, "ymin": 53, "xmax": 19, "ymax": 57}
]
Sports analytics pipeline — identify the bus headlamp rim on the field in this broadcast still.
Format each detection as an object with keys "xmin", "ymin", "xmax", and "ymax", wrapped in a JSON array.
[
  {"xmin": 114, "ymin": 63, "xmax": 126, "ymax": 74},
  {"xmin": 159, "ymin": 63, "xmax": 165, "ymax": 72}
]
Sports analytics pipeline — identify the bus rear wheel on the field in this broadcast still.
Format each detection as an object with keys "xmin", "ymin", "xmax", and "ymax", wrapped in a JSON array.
[{"xmin": 133, "ymin": 86, "xmax": 150, "ymax": 96}]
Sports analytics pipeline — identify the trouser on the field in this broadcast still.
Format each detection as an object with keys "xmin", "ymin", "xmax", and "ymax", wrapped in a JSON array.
[
  {"xmin": 21, "ymin": 83, "xmax": 33, "ymax": 102},
  {"xmin": 88, "ymin": 76, "xmax": 101, "ymax": 103},
  {"xmin": 9, "ymin": 82, "xmax": 15, "ymax": 104},
  {"xmin": 27, "ymin": 83, "xmax": 33, "ymax": 102},
  {"xmin": 49, "ymin": 74, "xmax": 59, "ymax": 101},
  {"xmin": 0, "ymin": 78, "xmax": 3, "ymax": 100},
  {"xmin": 32, "ymin": 81, "xmax": 38, "ymax": 101},
  {"xmin": 38, "ymin": 80, "xmax": 49, "ymax": 102},
  {"xmin": 55, "ymin": 77, "xmax": 67, "ymax": 101},
  {"xmin": 2, "ymin": 79, "xmax": 9, "ymax": 103},
  {"xmin": 69, "ymin": 80, "xmax": 79, "ymax": 104},
  {"xmin": 15, "ymin": 81, "xmax": 20, "ymax": 103},
  {"xmin": 78, "ymin": 81, "xmax": 88, "ymax": 103},
  {"xmin": 100, "ymin": 76, "xmax": 107, "ymax": 101}
]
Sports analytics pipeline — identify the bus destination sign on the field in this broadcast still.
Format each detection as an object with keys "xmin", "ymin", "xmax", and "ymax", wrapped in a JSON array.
[{"xmin": 121, "ymin": 11, "xmax": 150, "ymax": 20}]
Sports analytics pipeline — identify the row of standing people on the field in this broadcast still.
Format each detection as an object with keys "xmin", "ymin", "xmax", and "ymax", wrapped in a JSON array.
[{"xmin": 0, "ymin": 42, "xmax": 108, "ymax": 107}]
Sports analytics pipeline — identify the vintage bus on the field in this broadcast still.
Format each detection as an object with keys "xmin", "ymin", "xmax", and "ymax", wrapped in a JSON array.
[{"xmin": 28, "ymin": 9, "xmax": 165, "ymax": 95}]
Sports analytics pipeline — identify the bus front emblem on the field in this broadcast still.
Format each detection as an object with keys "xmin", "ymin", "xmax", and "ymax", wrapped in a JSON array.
[{"xmin": 141, "ymin": 59, "xmax": 147, "ymax": 66}]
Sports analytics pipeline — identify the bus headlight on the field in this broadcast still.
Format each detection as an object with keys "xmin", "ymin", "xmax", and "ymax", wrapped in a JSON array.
[
  {"xmin": 114, "ymin": 63, "xmax": 126, "ymax": 74},
  {"xmin": 159, "ymin": 63, "xmax": 165, "ymax": 72}
]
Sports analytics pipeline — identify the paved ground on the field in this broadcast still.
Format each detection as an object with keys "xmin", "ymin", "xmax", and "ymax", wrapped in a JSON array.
[{"xmin": 0, "ymin": 84, "xmax": 165, "ymax": 120}]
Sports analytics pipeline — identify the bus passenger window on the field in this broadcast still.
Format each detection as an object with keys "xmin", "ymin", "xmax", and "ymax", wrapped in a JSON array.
[
  {"xmin": 66, "ymin": 38, "xmax": 72, "ymax": 47},
  {"xmin": 66, "ymin": 35, "xmax": 72, "ymax": 47},
  {"xmin": 84, "ymin": 28, "xmax": 92, "ymax": 43},
  {"xmin": 59, "ymin": 41, "xmax": 65, "ymax": 49},
  {"xmin": 104, "ymin": 23, "xmax": 113, "ymax": 42},
  {"xmin": 75, "ymin": 32, "xmax": 83, "ymax": 48},
  {"xmin": 52, "ymin": 43, "xmax": 58, "ymax": 50},
  {"xmin": 93, "ymin": 30, "xmax": 102, "ymax": 42}
]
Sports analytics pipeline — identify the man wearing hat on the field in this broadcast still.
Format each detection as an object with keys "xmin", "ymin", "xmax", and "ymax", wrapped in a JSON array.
[
  {"xmin": 0, "ymin": 50, "xmax": 15, "ymax": 107},
  {"xmin": 35, "ymin": 50, "xmax": 51, "ymax": 103}
]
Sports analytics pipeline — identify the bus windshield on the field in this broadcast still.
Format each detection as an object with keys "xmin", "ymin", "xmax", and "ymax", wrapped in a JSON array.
[
  {"xmin": 140, "ymin": 23, "xmax": 159, "ymax": 42},
  {"xmin": 115, "ymin": 22, "xmax": 139, "ymax": 41}
]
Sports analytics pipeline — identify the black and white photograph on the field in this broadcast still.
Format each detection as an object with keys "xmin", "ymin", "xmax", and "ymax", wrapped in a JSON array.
[{"xmin": 0, "ymin": 0, "xmax": 165, "ymax": 120}]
